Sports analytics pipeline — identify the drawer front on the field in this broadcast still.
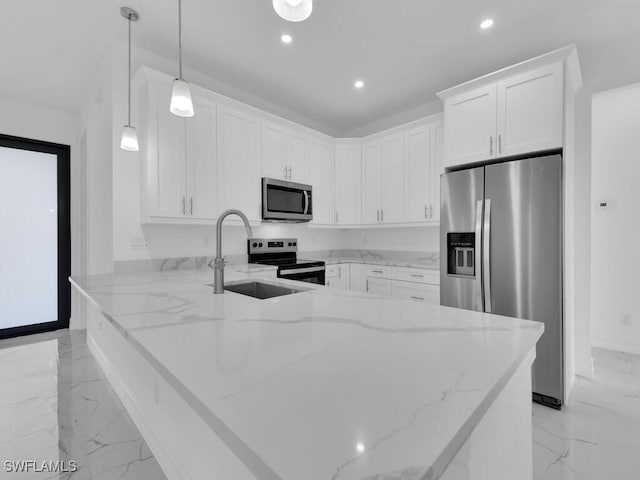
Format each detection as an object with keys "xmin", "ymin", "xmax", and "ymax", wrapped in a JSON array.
[
  {"xmin": 392, "ymin": 280, "xmax": 440, "ymax": 304},
  {"xmin": 392, "ymin": 267, "xmax": 440, "ymax": 285},
  {"xmin": 366, "ymin": 265, "xmax": 392, "ymax": 278}
]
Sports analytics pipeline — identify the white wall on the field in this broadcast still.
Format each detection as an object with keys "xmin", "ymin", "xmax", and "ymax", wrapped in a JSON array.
[
  {"xmin": 342, "ymin": 226, "xmax": 439, "ymax": 252},
  {"xmin": 591, "ymin": 82, "xmax": 640, "ymax": 355}
]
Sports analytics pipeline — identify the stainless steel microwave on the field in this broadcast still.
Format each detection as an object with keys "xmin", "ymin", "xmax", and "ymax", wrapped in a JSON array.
[{"xmin": 262, "ymin": 177, "xmax": 313, "ymax": 222}]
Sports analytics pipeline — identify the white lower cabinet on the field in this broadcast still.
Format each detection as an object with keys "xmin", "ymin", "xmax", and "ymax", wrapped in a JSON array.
[
  {"xmin": 325, "ymin": 264, "xmax": 350, "ymax": 290},
  {"xmin": 349, "ymin": 264, "xmax": 368, "ymax": 292},
  {"xmin": 365, "ymin": 277, "xmax": 392, "ymax": 296},
  {"xmin": 392, "ymin": 281, "xmax": 440, "ymax": 304}
]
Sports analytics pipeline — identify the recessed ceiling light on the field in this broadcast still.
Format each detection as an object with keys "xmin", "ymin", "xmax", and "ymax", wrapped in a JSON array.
[
  {"xmin": 354, "ymin": 80, "xmax": 364, "ymax": 89},
  {"xmin": 356, "ymin": 443, "xmax": 365, "ymax": 453},
  {"xmin": 480, "ymin": 18, "xmax": 494, "ymax": 29},
  {"xmin": 281, "ymin": 34, "xmax": 293, "ymax": 44}
]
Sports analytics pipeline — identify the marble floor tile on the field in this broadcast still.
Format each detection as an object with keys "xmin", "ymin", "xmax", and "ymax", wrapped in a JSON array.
[
  {"xmin": 533, "ymin": 347, "xmax": 640, "ymax": 480},
  {"xmin": 2, "ymin": 331, "xmax": 638, "ymax": 480},
  {"xmin": 0, "ymin": 330, "xmax": 166, "ymax": 480}
]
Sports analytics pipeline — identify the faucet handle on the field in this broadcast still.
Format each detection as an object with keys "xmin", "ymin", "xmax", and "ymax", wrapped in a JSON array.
[{"xmin": 214, "ymin": 257, "xmax": 225, "ymax": 269}]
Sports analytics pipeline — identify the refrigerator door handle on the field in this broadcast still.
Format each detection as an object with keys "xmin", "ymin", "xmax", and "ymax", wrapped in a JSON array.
[
  {"xmin": 475, "ymin": 200, "xmax": 484, "ymax": 311},
  {"xmin": 483, "ymin": 199, "xmax": 492, "ymax": 313}
]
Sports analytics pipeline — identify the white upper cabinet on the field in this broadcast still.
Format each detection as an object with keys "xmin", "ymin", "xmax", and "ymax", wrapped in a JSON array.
[
  {"xmin": 381, "ymin": 133, "xmax": 404, "ymax": 223},
  {"xmin": 496, "ymin": 63, "xmax": 564, "ymax": 157},
  {"xmin": 443, "ymin": 84, "xmax": 497, "ymax": 168},
  {"xmin": 429, "ymin": 121, "xmax": 444, "ymax": 222},
  {"xmin": 217, "ymin": 104, "xmax": 261, "ymax": 220},
  {"xmin": 287, "ymin": 131, "xmax": 308, "ymax": 182},
  {"xmin": 440, "ymin": 60, "xmax": 565, "ymax": 169},
  {"xmin": 140, "ymin": 77, "xmax": 217, "ymax": 223},
  {"xmin": 404, "ymin": 124, "xmax": 430, "ymax": 222},
  {"xmin": 260, "ymin": 120, "xmax": 308, "ymax": 182},
  {"xmin": 260, "ymin": 121, "xmax": 287, "ymax": 180},
  {"xmin": 308, "ymin": 139, "xmax": 334, "ymax": 225},
  {"xmin": 334, "ymin": 143, "xmax": 361, "ymax": 225},
  {"xmin": 362, "ymin": 142, "xmax": 382, "ymax": 224},
  {"xmin": 185, "ymin": 96, "xmax": 217, "ymax": 220}
]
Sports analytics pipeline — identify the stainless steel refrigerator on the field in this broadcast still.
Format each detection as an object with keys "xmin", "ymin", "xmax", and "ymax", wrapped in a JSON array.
[{"xmin": 440, "ymin": 153, "xmax": 563, "ymax": 409}]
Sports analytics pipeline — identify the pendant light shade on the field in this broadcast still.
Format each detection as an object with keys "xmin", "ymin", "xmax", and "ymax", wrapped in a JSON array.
[
  {"xmin": 170, "ymin": 79, "xmax": 194, "ymax": 117},
  {"xmin": 170, "ymin": 0, "xmax": 194, "ymax": 117},
  {"xmin": 120, "ymin": 125, "xmax": 139, "ymax": 151},
  {"xmin": 273, "ymin": 0, "xmax": 313, "ymax": 22},
  {"xmin": 120, "ymin": 7, "xmax": 139, "ymax": 152}
]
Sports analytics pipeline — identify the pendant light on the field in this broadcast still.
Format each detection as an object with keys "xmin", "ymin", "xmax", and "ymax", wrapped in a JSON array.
[
  {"xmin": 120, "ymin": 7, "xmax": 140, "ymax": 151},
  {"xmin": 170, "ymin": 0, "xmax": 194, "ymax": 117},
  {"xmin": 273, "ymin": 0, "xmax": 313, "ymax": 22}
]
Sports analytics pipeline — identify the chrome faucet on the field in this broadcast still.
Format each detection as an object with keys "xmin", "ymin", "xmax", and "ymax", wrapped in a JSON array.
[{"xmin": 213, "ymin": 209, "xmax": 253, "ymax": 294}]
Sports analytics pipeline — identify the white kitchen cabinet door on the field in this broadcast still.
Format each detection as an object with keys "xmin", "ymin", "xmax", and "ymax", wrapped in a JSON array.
[
  {"xmin": 185, "ymin": 97, "xmax": 217, "ymax": 220},
  {"xmin": 381, "ymin": 134, "xmax": 404, "ymax": 223},
  {"xmin": 308, "ymin": 140, "xmax": 334, "ymax": 225},
  {"xmin": 496, "ymin": 63, "xmax": 564, "ymax": 157},
  {"xmin": 349, "ymin": 263, "xmax": 367, "ymax": 292},
  {"xmin": 217, "ymin": 105, "xmax": 260, "ymax": 220},
  {"xmin": 444, "ymin": 83, "xmax": 497, "ymax": 168},
  {"xmin": 147, "ymin": 82, "xmax": 187, "ymax": 218},
  {"xmin": 362, "ymin": 142, "xmax": 382, "ymax": 224},
  {"xmin": 287, "ymin": 131, "xmax": 308, "ymax": 182},
  {"xmin": 404, "ymin": 125, "xmax": 430, "ymax": 222},
  {"xmin": 261, "ymin": 121, "xmax": 287, "ymax": 180},
  {"xmin": 334, "ymin": 144, "xmax": 362, "ymax": 225},
  {"xmin": 392, "ymin": 280, "xmax": 440, "ymax": 305},
  {"xmin": 366, "ymin": 277, "xmax": 392, "ymax": 296},
  {"xmin": 327, "ymin": 264, "xmax": 350, "ymax": 290},
  {"xmin": 429, "ymin": 120, "xmax": 444, "ymax": 222}
]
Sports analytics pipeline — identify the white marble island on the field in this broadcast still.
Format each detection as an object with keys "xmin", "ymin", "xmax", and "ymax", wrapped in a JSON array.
[{"xmin": 70, "ymin": 265, "xmax": 543, "ymax": 480}]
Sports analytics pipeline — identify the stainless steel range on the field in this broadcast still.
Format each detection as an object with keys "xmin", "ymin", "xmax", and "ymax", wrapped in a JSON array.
[{"xmin": 248, "ymin": 238, "xmax": 325, "ymax": 285}]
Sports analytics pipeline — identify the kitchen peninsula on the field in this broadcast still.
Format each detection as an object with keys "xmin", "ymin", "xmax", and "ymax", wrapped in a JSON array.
[{"xmin": 70, "ymin": 264, "xmax": 542, "ymax": 480}]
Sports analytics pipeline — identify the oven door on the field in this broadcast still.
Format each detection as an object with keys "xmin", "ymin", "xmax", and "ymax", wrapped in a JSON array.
[
  {"xmin": 277, "ymin": 266, "xmax": 325, "ymax": 285},
  {"xmin": 262, "ymin": 177, "xmax": 312, "ymax": 222}
]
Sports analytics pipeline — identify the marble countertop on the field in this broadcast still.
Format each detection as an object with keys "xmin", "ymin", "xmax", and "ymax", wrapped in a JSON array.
[{"xmin": 71, "ymin": 265, "xmax": 542, "ymax": 480}]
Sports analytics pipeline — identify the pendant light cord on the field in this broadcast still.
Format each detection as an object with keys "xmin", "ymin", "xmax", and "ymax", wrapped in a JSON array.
[
  {"xmin": 178, "ymin": 0, "xmax": 183, "ymax": 80},
  {"xmin": 128, "ymin": 14, "xmax": 132, "ymax": 126}
]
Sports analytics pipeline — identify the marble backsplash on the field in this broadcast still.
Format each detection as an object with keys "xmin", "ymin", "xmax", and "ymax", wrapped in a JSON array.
[{"xmin": 114, "ymin": 250, "xmax": 439, "ymax": 273}]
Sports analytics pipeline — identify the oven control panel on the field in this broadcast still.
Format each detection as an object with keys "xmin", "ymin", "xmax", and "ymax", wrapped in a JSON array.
[{"xmin": 248, "ymin": 238, "xmax": 297, "ymax": 254}]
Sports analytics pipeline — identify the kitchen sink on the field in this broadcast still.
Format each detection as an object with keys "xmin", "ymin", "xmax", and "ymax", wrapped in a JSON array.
[{"xmin": 222, "ymin": 281, "xmax": 307, "ymax": 299}]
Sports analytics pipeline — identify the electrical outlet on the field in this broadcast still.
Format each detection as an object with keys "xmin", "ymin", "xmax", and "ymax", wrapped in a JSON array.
[
  {"xmin": 621, "ymin": 313, "xmax": 631, "ymax": 326},
  {"xmin": 153, "ymin": 379, "xmax": 160, "ymax": 404},
  {"xmin": 131, "ymin": 236, "xmax": 149, "ymax": 249}
]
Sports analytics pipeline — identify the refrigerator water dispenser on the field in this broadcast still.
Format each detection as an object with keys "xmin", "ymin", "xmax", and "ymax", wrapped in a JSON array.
[{"xmin": 447, "ymin": 233, "xmax": 475, "ymax": 277}]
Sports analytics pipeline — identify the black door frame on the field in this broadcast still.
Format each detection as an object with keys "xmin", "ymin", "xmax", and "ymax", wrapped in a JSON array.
[{"xmin": 0, "ymin": 134, "xmax": 71, "ymax": 339}]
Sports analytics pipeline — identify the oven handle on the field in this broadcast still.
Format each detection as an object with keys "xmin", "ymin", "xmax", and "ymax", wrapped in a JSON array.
[
  {"xmin": 279, "ymin": 266, "xmax": 325, "ymax": 275},
  {"xmin": 303, "ymin": 191, "xmax": 309, "ymax": 215}
]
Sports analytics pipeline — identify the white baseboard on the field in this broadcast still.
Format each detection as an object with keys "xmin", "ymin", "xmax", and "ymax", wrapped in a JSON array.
[{"xmin": 592, "ymin": 337, "xmax": 640, "ymax": 355}]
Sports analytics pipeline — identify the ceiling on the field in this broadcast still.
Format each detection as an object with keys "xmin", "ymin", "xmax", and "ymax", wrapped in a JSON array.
[{"xmin": 2, "ymin": 0, "xmax": 640, "ymax": 136}]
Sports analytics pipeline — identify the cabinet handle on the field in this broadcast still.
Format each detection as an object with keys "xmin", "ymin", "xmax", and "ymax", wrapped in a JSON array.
[
  {"xmin": 372, "ymin": 269, "xmax": 383, "ymax": 274},
  {"xmin": 284, "ymin": 166, "xmax": 288, "ymax": 179},
  {"xmin": 377, "ymin": 209, "xmax": 380, "ymax": 222},
  {"xmin": 410, "ymin": 274, "xmax": 424, "ymax": 278},
  {"xmin": 181, "ymin": 197, "xmax": 186, "ymax": 215},
  {"xmin": 381, "ymin": 209, "xmax": 384, "ymax": 222},
  {"xmin": 489, "ymin": 136, "xmax": 493, "ymax": 156},
  {"xmin": 411, "ymin": 296, "xmax": 424, "ymax": 301},
  {"xmin": 498, "ymin": 134, "xmax": 502, "ymax": 154},
  {"xmin": 189, "ymin": 197, "xmax": 193, "ymax": 215},
  {"xmin": 335, "ymin": 211, "xmax": 338, "ymax": 223},
  {"xmin": 366, "ymin": 279, "xmax": 369, "ymax": 291},
  {"xmin": 288, "ymin": 166, "xmax": 292, "ymax": 179},
  {"xmin": 424, "ymin": 205, "xmax": 427, "ymax": 219},
  {"xmin": 338, "ymin": 267, "xmax": 341, "ymax": 279},
  {"xmin": 430, "ymin": 205, "xmax": 433, "ymax": 218}
]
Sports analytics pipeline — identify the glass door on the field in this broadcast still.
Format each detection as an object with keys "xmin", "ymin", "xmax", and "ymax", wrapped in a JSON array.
[{"xmin": 0, "ymin": 134, "xmax": 70, "ymax": 339}]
